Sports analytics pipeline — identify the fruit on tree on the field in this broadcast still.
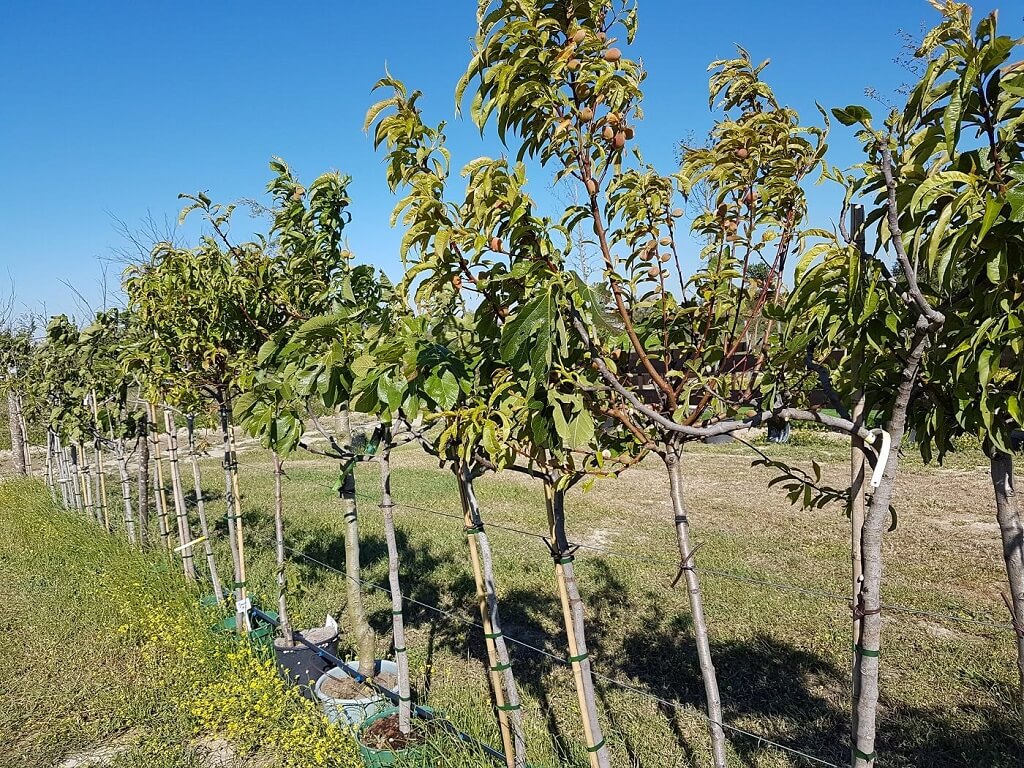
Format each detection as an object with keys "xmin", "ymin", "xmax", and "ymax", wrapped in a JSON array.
[
  {"xmin": 568, "ymin": 58, "xmax": 581, "ymax": 72},
  {"xmin": 613, "ymin": 131, "xmax": 626, "ymax": 149},
  {"xmin": 586, "ymin": 178, "xmax": 598, "ymax": 195},
  {"xmin": 734, "ymin": 147, "xmax": 749, "ymax": 160},
  {"xmin": 602, "ymin": 125, "xmax": 615, "ymax": 141},
  {"xmin": 604, "ymin": 48, "xmax": 622, "ymax": 62},
  {"xmin": 671, "ymin": 208, "xmax": 683, "ymax": 218},
  {"xmin": 660, "ymin": 253, "xmax": 671, "ymax": 263},
  {"xmin": 647, "ymin": 265, "xmax": 660, "ymax": 278},
  {"xmin": 572, "ymin": 29, "xmax": 586, "ymax": 43},
  {"xmin": 579, "ymin": 106, "xmax": 594, "ymax": 122},
  {"xmin": 659, "ymin": 236, "xmax": 671, "ymax": 246},
  {"xmin": 489, "ymin": 236, "xmax": 502, "ymax": 252}
]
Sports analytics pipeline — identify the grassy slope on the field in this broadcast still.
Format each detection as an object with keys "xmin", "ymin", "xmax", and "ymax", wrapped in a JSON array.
[{"xmin": 0, "ymin": 478, "xmax": 361, "ymax": 768}]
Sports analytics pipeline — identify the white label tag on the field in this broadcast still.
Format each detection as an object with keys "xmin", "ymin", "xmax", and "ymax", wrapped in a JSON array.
[{"xmin": 236, "ymin": 598, "xmax": 252, "ymax": 614}]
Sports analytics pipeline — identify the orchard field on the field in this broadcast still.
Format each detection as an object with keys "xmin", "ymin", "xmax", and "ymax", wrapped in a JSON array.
[{"xmin": 2, "ymin": 2, "xmax": 1023, "ymax": 768}]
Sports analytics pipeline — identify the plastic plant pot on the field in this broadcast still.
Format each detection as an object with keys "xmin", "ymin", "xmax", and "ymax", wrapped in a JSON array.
[
  {"xmin": 273, "ymin": 625, "xmax": 339, "ymax": 692},
  {"xmin": 212, "ymin": 609, "xmax": 278, "ymax": 651},
  {"xmin": 314, "ymin": 659, "xmax": 399, "ymax": 727},
  {"xmin": 357, "ymin": 706, "xmax": 434, "ymax": 768}
]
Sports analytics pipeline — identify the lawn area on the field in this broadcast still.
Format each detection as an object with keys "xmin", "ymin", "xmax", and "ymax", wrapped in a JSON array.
[{"xmin": 2, "ymin": 429, "xmax": 1020, "ymax": 768}]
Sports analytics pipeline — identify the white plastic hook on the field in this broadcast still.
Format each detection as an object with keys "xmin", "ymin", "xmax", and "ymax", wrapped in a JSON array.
[{"xmin": 869, "ymin": 428, "xmax": 891, "ymax": 488}]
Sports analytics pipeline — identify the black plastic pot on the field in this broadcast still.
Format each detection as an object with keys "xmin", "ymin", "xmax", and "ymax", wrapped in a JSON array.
[{"xmin": 273, "ymin": 626, "xmax": 339, "ymax": 693}]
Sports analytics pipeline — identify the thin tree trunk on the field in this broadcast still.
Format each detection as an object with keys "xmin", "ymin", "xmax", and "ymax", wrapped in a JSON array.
[
  {"xmin": 116, "ymin": 447, "xmax": 138, "ymax": 547},
  {"xmin": 850, "ymin": 388, "xmax": 866, "ymax": 736},
  {"xmin": 460, "ymin": 466, "xmax": 526, "ymax": 768},
  {"xmin": 664, "ymin": 446, "xmax": 728, "ymax": 768},
  {"xmin": 137, "ymin": 421, "xmax": 151, "ymax": 547},
  {"xmin": 7, "ymin": 391, "xmax": 26, "ymax": 476},
  {"xmin": 339, "ymin": 462, "xmax": 376, "ymax": 677},
  {"xmin": 218, "ymin": 391, "xmax": 248, "ymax": 632},
  {"xmin": 189, "ymin": 435, "xmax": 224, "ymax": 602},
  {"xmin": 378, "ymin": 441, "xmax": 411, "ymax": 733},
  {"xmin": 67, "ymin": 445, "xmax": 83, "ymax": 513},
  {"xmin": 54, "ymin": 433, "xmax": 70, "ymax": 508},
  {"xmin": 76, "ymin": 442, "xmax": 95, "ymax": 520},
  {"xmin": 544, "ymin": 475, "xmax": 609, "ymax": 768},
  {"xmin": 18, "ymin": 394, "xmax": 31, "ymax": 474},
  {"xmin": 989, "ymin": 449, "xmax": 1024, "ymax": 716},
  {"xmin": 852, "ymin": 330, "xmax": 926, "ymax": 768},
  {"xmin": 90, "ymin": 393, "xmax": 109, "ymax": 531},
  {"xmin": 163, "ymin": 406, "xmax": 196, "ymax": 580},
  {"xmin": 44, "ymin": 429, "xmax": 56, "ymax": 501},
  {"xmin": 273, "ymin": 452, "xmax": 293, "ymax": 644},
  {"xmin": 148, "ymin": 404, "xmax": 172, "ymax": 550}
]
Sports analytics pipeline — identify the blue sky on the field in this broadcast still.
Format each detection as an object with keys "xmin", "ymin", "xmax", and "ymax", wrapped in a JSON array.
[{"xmin": 2, "ymin": 1, "xmax": 1020, "ymax": 319}]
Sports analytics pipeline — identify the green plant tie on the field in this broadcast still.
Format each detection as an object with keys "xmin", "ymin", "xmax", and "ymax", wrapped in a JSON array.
[
  {"xmin": 398, "ymin": 695, "xmax": 412, "ymax": 702},
  {"xmin": 491, "ymin": 661, "xmax": 512, "ymax": 672},
  {"xmin": 231, "ymin": 581, "xmax": 247, "ymax": 589},
  {"xmin": 568, "ymin": 652, "xmax": 589, "ymax": 663},
  {"xmin": 496, "ymin": 703, "xmax": 521, "ymax": 711},
  {"xmin": 586, "ymin": 738, "xmax": 606, "ymax": 753},
  {"xmin": 855, "ymin": 644, "xmax": 880, "ymax": 658},
  {"xmin": 394, "ymin": 646, "xmax": 406, "ymax": 654},
  {"xmin": 392, "ymin": 609, "xmax": 404, "ymax": 616},
  {"xmin": 484, "ymin": 631, "xmax": 503, "ymax": 640},
  {"xmin": 556, "ymin": 556, "xmax": 575, "ymax": 565},
  {"xmin": 464, "ymin": 525, "xmax": 482, "ymax": 535},
  {"xmin": 852, "ymin": 745, "xmax": 876, "ymax": 761}
]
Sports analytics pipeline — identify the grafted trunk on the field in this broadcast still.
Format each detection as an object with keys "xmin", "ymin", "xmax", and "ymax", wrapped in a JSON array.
[
  {"xmin": 852, "ymin": 330, "xmax": 926, "ymax": 768},
  {"xmin": 664, "ymin": 446, "xmax": 728, "ymax": 768},
  {"xmin": 163, "ymin": 407, "xmax": 196, "ymax": 580},
  {"xmin": 340, "ymin": 465, "xmax": 376, "ymax": 677},
  {"xmin": 189, "ymin": 436, "xmax": 223, "ymax": 603},
  {"xmin": 7, "ymin": 391, "xmax": 26, "ymax": 476},
  {"xmin": 273, "ymin": 452, "xmax": 293, "ymax": 644},
  {"xmin": 459, "ymin": 466, "xmax": 526, "ymax": 768},
  {"xmin": 850, "ymin": 390, "xmax": 867, "ymax": 737},
  {"xmin": 137, "ymin": 421, "xmax": 150, "ymax": 547},
  {"xmin": 116, "ymin": 447, "xmax": 138, "ymax": 547},
  {"xmin": 989, "ymin": 448, "xmax": 1024, "ymax": 716},
  {"xmin": 544, "ymin": 476, "xmax": 609, "ymax": 768},
  {"xmin": 217, "ymin": 391, "xmax": 247, "ymax": 631},
  {"xmin": 378, "ymin": 443, "xmax": 411, "ymax": 733}
]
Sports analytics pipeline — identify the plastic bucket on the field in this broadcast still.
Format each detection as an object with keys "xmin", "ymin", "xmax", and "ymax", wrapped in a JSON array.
[
  {"xmin": 212, "ymin": 610, "xmax": 278, "ymax": 650},
  {"xmin": 314, "ymin": 659, "xmax": 399, "ymax": 726},
  {"xmin": 274, "ymin": 628, "xmax": 339, "ymax": 692},
  {"xmin": 357, "ymin": 706, "xmax": 433, "ymax": 767}
]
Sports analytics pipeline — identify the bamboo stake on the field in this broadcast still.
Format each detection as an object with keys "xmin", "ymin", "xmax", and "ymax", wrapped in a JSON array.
[
  {"xmin": 218, "ymin": 391, "xmax": 248, "ymax": 631},
  {"xmin": 44, "ymin": 430, "xmax": 57, "ymax": 503},
  {"xmin": 18, "ymin": 394, "xmax": 32, "ymax": 475},
  {"xmin": 459, "ymin": 466, "xmax": 524, "ymax": 768},
  {"xmin": 90, "ymin": 392, "xmax": 109, "ymax": 531},
  {"xmin": 116, "ymin": 445, "xmax": 138, "ymax": 547},
  {"xmin": 378, "ymin": 440, "xmax": 411, "ymax": 733},
  {"xmin": 544, "ymin": 476, "xmax": 609, "ymax": 768},
  {"xmin": 273, "ymin": 452, "xmax": 293, "ymax": 644},
  {"xmin": 163, "ymin": 406, "xmax": 196, "ymax": 580},
  {"xmin": 188, "ymin": 421, "xmax": 224, "ymax": 602},
  {"xmin": 147, "ymin": 403, "xmax": 172, "ymax": 550},
  {"xmin": 77, "ymin": 441, "xmax": 96, "ymax": 523},
  {"xmin": 137, "ymin": 416, "xmax": 150, "ymax": 547}
]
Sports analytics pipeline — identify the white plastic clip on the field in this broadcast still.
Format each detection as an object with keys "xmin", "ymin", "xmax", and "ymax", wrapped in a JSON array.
[{"xmin": 869, "ymin": 428, "xmax": 891, "ymax": 488}]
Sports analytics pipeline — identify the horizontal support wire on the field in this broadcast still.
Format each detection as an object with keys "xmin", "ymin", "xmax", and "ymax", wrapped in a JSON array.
[
  {"xmin": 275, "ymin": 537, "xmax": 844, "ymax": 768},
  {"xmin": 340, "ymin": 489, "xmax": 1013, "ymax": 634}
]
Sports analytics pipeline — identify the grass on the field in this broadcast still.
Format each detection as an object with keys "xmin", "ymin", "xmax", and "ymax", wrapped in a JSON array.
[{"xmin": 3, "ymin": 426, "xmax": 1022, "ymax": 767}]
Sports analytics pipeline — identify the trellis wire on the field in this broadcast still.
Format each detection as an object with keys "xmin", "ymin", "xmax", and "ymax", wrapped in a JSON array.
[
  {"xmin": 341, "ymin": 490, "xmax": 1013, "ymax": 634},
  {"xmin": 277, "ymin": 539, "xmax": 845, "ymax": 768}
]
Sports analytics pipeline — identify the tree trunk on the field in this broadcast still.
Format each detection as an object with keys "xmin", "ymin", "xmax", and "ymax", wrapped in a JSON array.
[
  {"xmin": 460, "ymin": 466, "xmax": 527, "ymax": 768},
  {"xmin": 137, "ymin": 421, "xmax": 150, "ymax": 547},
  {"xmin": 218, "ymin": 391, "xmax": 247, "ymax": 631},
  {"xmin": 850, "ymin": 389, "xmax": 867, "ymax": 738},
  {"xmin": 7, "ymin": 391, "xmax": 26, "ymax": 476},
  {"xmin": 340, "ymin": 464, "xmax": 377, "ymax": 677},
  {"xmin": 664, "ymin": 446, "xmax": 728, "ymax": 768},
  {"xmin": 163, "ymin": 407, "xmax": 196, "ymax": 580},
  {"xmin": 989, "ymin": 449, "xmax": 1024, "ymax": 716},
  {"xmin": 44, "ymin": 430, "xmax": 57, "ymax": 502},
  {"xmin": 77, "ymin": 441, "xmax": 96, "ymax": 523},
  {"xmin": 544, "ymin": 475, "xmax": 610, "ymax": 768},
  {"xmin": 90, "ymin": 393, "xmax": 109, "ymax": 531},
  {"xmin": 148, "ymin": 404, "xmax": 172, "ymax": 550},
  {"xmin": 54, "ymin": 433, "xmax": 70, "ymax": 508},
  {"xmin": 273, "ymin": 452, "xmax": 293, "ymax": 644},
  {"xmin": 67, "ymin": 445, "xmax": 83, "ymax": 513},
  {"xmin": 852, "ymin": 330, "xmax": 926, "ymax": 768},
  {"xmin": 116, "ymin": 447, "xmax": 138, "ymax": 547},
  {"xmin": 17, "ymin": 394, "xmax": 31, "ymax": 474},
  {"xmin": 379, "ymin": 442, "xmax": 411, "ymax": 733},
  {"xmin": 189, "ymin": 437, "xmax": 224, "ymax": 603}
]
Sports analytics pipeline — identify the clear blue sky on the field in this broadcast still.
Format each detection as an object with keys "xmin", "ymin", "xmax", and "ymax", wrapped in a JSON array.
[{"xmin": 2, "ymin": 1, "xmax": 1020, "ymax": 319}]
